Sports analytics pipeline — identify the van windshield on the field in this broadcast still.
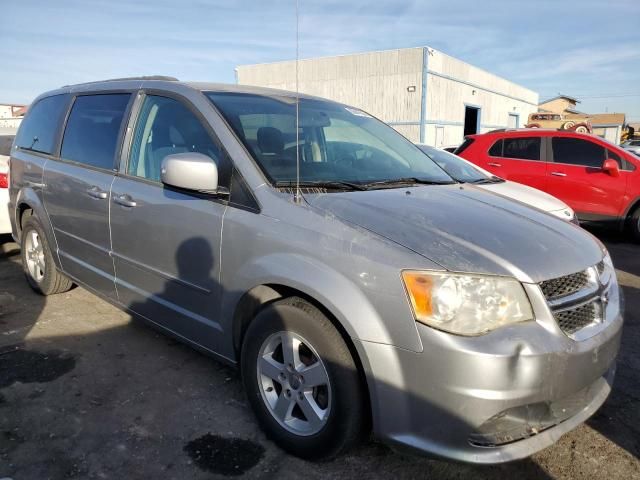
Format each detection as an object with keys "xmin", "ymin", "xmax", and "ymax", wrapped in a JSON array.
[{"xmin": 206, "ymin": 92, "xmax": 453, "ymax": 188}]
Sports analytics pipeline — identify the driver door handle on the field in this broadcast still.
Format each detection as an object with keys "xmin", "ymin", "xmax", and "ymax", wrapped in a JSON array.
[
  {"xmin": 551, "ymin": 172, "xmax": 567, "ymax": 177},
  {"xmin": 113, "ymin": 194, "xmax": 137, "ymax": 208},
  {"xmin": 487, "ymin": 162, "xmax": 502, "ymax": 167}
]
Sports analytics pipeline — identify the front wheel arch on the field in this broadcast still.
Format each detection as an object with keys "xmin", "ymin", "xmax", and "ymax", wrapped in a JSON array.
[{"xmin": 233, "ymin": 284, "xmax": 372, "ymax": 430}]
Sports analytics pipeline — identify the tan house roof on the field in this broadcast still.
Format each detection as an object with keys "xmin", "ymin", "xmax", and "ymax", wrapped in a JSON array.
[{"xmin": 566, "ymin": 113, "xmax": 626, "ymax": 126}]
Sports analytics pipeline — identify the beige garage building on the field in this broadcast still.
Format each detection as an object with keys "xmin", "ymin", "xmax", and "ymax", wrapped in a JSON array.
[{"xmin": 236, "ymin": 47, "xmax": 539, "ymax": 147}]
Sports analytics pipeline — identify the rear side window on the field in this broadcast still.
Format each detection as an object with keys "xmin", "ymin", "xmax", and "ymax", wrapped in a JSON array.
[
  {"xmin": 490, "ymin": 137, "xmax": 541, "ymax": 160},
  {"xmin": 552, "ymin": 137, "xmax": 605, "ymax": 168},
  {"xmin": 61, "ymin": 94, "xmax": 130, "ymax": 170},
  {"xmin": 454, "ymin": 137, "xmax": 475, "ymax": 156},
  {"xmin": 15, "ymin": 94, "xmax": 69, "ymax": 154}
]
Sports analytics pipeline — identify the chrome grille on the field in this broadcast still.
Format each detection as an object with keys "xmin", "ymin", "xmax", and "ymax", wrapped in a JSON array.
[
  {"xmin": 539, "ymin": 261, "xmax": 609, "ymax": 338},
  {"xmin": 539, "ymin": 270, "xmax": 590, "ymax": 300},
  {"xmin": 554, "ymin": 301, "xmax": 599, "ymax": 335}
]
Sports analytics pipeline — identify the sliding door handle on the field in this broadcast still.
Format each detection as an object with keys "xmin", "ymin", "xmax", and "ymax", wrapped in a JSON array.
[
  {"xmin": 87, "ymin": 186, "xmax": 108, "ymax": 199},
  {"xmin": 24, "ymin": 180, "xmax": 46, "ymax": 189},
  {"xmin": 113, "ymin": 194, "xmax": 137, "ymax": 208},
  {"xmin": 487, "ymin": 162, "xmax": 502, "ymax": 167},
  {"xmin": 550, "ymin": 172, "xmax": 567, "ymax": 177}
]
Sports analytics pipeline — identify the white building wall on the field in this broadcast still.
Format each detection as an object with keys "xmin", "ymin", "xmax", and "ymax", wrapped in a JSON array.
[
  {"xmin": 0, "ymin": 118, "xmax": 22, "ymax": 129},
  {"xmin": 423, "ymin": 49, "xmax": 538, "ymax": 146},
  {"xmin": 0, "ymin": 105, "xmax": 25, "ymax": 130},
  {"xmin": 593, "ymin": 126, "xmax": 621, "ymax": 144},
  {"xmin": 236, "ymin": 47, "xmax": 539, "ymax": 146},
  {"xmin": 236, "ymin": 48, "xmax": 424, "ymax": 126}
]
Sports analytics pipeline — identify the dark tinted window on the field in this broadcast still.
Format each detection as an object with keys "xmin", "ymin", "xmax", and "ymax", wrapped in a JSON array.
[
  {"xmin": 552, "ymin": 137, "xmax": 605, "ymax": 167},
  {"xmin": 607, "ymin": 150, "xmax": 622, "ymax": 168},
  {"xmin": 488, "ymin": 139, "xmax": 503, "ymax": 157},
  {"xmin": 14, "ymin": 94, "xmax": 68, "ymax": 154},
  {"xmin": 607, "ymin": 149, "xmax": 635, "ymax": 171},
  {"xmin": 61, "ymin": 94, "xmax": 130, "ymax": 169},
  {"xmin": 0, "ymin": 135, "xmax": 15, "ymax": 156},
  {"xmin": 502, "ymin": 137, "xmax": 540, "ymax": 160},
  {"xmin": 128, "ymin": 95, "xmax": 231, "ymax": 185}
]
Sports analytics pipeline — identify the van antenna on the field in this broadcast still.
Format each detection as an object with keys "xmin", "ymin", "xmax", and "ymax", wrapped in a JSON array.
[{"xmin": 294, "ymin": 0, "xmax": 302, "ymax": 203}]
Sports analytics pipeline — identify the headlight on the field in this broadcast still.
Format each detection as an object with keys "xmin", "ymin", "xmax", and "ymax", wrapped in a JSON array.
[
  {"xmin": 600, "ymin": 250, "xmax": 615, "ymax": 285},
  {"xmin": 401, "ymin": 271, "xmax": 534, "ymax": 335}
]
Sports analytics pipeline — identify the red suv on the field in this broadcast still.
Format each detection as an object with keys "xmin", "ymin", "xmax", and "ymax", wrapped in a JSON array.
[{"xmin": 456, "ymin": 129, "xmax": 640, "ymax": 238}]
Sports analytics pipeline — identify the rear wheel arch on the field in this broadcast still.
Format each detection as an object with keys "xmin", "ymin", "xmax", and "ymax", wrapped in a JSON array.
[
  {"xmin": 625, "ymin": 199, "xmax": 640, "ymax": 239},
  {"xmin": 15, "ymin": 197, "xmax": 61, "ymax": 269},
  {"xmin": 623, "ymin": 197, "xmax": 640, "ymax": 221},
  {"xmin": 18, "ymin": 203, "xmax": 34, "ymax": 228}
]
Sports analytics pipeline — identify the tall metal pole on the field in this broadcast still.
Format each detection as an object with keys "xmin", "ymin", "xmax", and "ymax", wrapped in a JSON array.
[{"xmin": 294, "ymin": 0, "xmax": 301, "ymax": 203}]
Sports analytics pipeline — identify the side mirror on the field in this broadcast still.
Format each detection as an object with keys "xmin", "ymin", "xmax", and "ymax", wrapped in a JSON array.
[
  {"xmin": 602, "ymin": 159, "xmax": 620, "ymax": 177},
  {"xmin": 161, "ymin": 152, "xmax": 219, "ymax": 193}
]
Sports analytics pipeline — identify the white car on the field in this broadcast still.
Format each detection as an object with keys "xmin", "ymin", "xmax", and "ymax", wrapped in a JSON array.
[
  {"xmin": 417, "ymin": 144, "xmax": 577, "ymax": 223},
  {"xmin": 0, "ymin": 133, "xmax": 15, "ymax": 234},
  {"xmin": 621, "ymin": 139, "xmax": 640, "ymax": 156}
]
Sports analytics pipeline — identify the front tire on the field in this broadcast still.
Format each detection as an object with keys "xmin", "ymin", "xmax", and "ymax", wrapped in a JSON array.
[
  {"xmin": 20, "ymin": 216, "xmax": 73, "ymax": 295},
  {"xmin": 241, "ymin": 297, "xmax": 367, "ymax": 460}
]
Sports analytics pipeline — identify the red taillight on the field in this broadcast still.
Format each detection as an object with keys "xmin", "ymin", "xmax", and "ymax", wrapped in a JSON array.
[{"xmin": 0, "ymin": 172, "xmax": 8, "ymax": 188}]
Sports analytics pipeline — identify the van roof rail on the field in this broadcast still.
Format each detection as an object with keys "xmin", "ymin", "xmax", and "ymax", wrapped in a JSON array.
[{"xmin": 62, "ymin": 76, "xmax": 179, "ymax": 87}]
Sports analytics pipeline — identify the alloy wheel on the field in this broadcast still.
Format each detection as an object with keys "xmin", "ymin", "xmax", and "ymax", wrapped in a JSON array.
[
  {"xmin": 256, "ymin": 331, "xmax": 332, "ymax": 436},
  {"xmin": 24, "ymin": 229, "xmax": 45, "ymax": 283}
]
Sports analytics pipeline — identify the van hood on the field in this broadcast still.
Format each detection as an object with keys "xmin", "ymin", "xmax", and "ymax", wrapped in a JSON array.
[{"xmin": 305, "ymin": 184, "xmax": 603, "ymax": 283}]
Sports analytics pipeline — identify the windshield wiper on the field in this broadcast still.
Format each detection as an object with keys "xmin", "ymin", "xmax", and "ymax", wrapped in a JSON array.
[
  {"xmin": 361, "ymin": 177, "xmax": 456, "ymax": 189},
  {"xmin": 469, "ymin": 176, "xmax": 505, "ymax": 185},
  {"xmin": 274, "ymin": 180, "xmax": 368, "ymax": 191}
]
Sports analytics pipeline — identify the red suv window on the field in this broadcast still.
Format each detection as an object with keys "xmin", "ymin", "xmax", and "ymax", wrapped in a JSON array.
[
  {"xmin": 488, "ymin": 137, "xmax": 541, "ymax": 161},
  {"xmin": 552, "ymin": 137, "xmax": 604, "ymax": 167}
]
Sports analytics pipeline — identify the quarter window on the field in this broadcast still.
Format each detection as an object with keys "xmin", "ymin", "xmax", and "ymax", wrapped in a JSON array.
[
  {"xmin": 128, "ymin": 95, "xmax": 230, "ymax": 185},
  {"xmin": 15, "ymin": 94, "xmax": 69, "ymax": 155},
  {"xmin": 61, "ymin": 94, "xmax": 131, "ymax": 170},
  {"xmin": 552, "ymin": 137, "xmax": 605, "ymax": 168},
  {"xmin": 488, "ymin": 139, "xmax": 503, "ymax": 157}
]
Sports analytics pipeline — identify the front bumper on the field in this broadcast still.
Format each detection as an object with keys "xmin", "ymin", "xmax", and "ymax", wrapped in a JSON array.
[{"xmin": 355, "ymin": 294, "xmax": 623, "ymax": 464}]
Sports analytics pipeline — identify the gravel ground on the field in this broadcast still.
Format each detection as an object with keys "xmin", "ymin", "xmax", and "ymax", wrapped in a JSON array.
[{"xmin": 0, "ymin": 229, "xmax": 638, "ymax": 480}]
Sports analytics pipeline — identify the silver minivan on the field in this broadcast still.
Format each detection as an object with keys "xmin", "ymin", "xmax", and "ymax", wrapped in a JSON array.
[{"xmin": 8, "ymin": 78, "xmax": 623, "ymax": 463}]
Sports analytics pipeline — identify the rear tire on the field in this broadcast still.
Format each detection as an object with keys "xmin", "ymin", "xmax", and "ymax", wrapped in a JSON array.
[
  {"xmin": 20, "ymin": 216, "xmax": 73, "ymax": 295},
  {"xmin": 241, "ymin": 297, "xmax": 367, "ymax": 460}
]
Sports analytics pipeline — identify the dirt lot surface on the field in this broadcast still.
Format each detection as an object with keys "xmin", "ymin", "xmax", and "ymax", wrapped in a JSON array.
[{"xmin": 0, "ymin": 229, "xmax": 638, "ymax": 479}]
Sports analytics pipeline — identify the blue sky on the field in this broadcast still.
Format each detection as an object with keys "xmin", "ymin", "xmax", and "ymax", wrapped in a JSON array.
[{"xmin": 3, "ymin": 0, "xmax": 639, "ymax": 120}]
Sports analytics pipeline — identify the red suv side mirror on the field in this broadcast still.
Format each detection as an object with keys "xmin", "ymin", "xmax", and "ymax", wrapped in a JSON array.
[{"xmin": 602, "ymin": 159, "xmax": 620, "ymax": 177}]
